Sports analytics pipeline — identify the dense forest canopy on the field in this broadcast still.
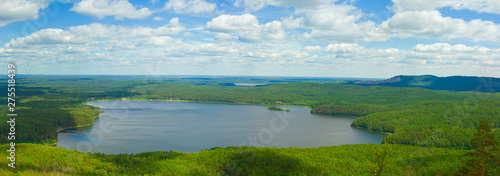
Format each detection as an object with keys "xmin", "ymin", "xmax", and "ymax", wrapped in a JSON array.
[{"xmin": 350, "ymin": 75, "xmax": 500, "ymax": 92}]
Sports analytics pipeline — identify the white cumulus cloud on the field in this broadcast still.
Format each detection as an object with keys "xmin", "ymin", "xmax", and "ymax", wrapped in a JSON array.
[
  {"xmin": 407, "ymin": 43, "xmax": 500, "ymax": 61},
  {"xmin": 214, "ymin": 33, "xmax": 232, "ymax": 41},
  {"xmin": 239, "ymin": 21, "xmax": 285, "ymax": 42},
  {"xmin": 392, "ymin": 0, "xmax": 500, "ymax": 15},
  {"xmin": 380, "ymin": 10, "xmax": 500, "ymax": 42},
  {"xmin": 298, "ymin": 4, "xmax": 389, "ymax": 42},
  {"xmin": 164, "ymin": 0, "xmax": 217, "ymax": 14},
  {"xmin": 153, "ymin": 16, "xmax": 164, "ymax": 21},
  {"xmin": 70, "ymin": 0, "xmax": 153, "ymax": 20},
  {"xmin": 5, "ymin": 28, "xmax": 88, "ymax": 47},
  {"xmin": 0, "ymin": 0, "xmax": 50, "ymax": 27},
  {"xmin": 5, "ymin": 18, "xmax": 184, "ymax": 48},
  {"xmin": 206, "ymin": 14, "xmax": 259, "ymax": 33},
  {"xmin": 234, "ymin": 0, "xmax": 333, "ymax": 12},
  {"xmin": 206, "ymin": 14, "xmax": 285, "ymax": 42}
]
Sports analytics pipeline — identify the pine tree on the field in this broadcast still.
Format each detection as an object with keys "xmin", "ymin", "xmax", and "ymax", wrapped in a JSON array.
[
  {"xmin": 371, "ymin": 144, "xmax": 393, "ymax": 176},
  {"xmin": 457, "ymin": 120, "xmax": 500, "ymax": 176}
]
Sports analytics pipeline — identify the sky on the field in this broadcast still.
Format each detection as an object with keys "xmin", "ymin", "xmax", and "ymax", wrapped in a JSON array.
[{"xmin": 0, "ymin": 0, "xmax": 499, "ymax": 78}]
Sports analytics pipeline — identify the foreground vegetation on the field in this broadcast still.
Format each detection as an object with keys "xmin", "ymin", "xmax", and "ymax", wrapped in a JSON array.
[{"xmin": 0, "ymin": 143, "xmax": 476, "ymax": 175}]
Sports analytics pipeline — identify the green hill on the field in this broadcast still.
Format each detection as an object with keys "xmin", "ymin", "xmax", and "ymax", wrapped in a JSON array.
[
  {"xmin": 351, "ymin": 75, "xmax": 500, "ymax": 92},
  {"xmin": 0, "ymin": 143, "xmax": 468, "ymax": 176}
]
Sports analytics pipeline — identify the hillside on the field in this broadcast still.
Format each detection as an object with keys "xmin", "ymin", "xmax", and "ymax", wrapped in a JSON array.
[
  {"xmin": 351, "ymin": 75, "xmax": 500, "ymax": 92},
  {"xmin": 0, "ymin": 143, "xmax": 468, "ymax": 175}
]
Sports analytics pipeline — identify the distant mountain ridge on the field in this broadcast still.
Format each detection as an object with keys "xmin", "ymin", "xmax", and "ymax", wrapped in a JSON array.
[{"xmin": 350, "ymin": 75, "xmax": 500, "ymax": 92}]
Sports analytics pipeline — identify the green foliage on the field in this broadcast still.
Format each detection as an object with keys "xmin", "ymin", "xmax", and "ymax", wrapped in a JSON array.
[
  {"xmin": 0, "ymin": 96, "xmax": 100, "ymax": 144},
  {"xmin": 457, "ymin": 120, "xmax": 500, "ymax": 176},
  {"xmin": 132, "ymin": 81, "xmax": 476, "ymax": 107},
  {"xmin": 369, "ymin": 144, "xmax": 395, "ymax": 176},
  {"xmin": 0, "ymin": 143, "xmax": 467, "ymax": 175},
  {"xmin": 267, "ymin": 106, "xmax": 290, "ymax": 112},
  {"xmin": 351, "ymin": 100, "xmax": 500, "ymax": 149},
  {"xmin": 352, "ymin": 75, "xmax": 500, "ymax": 92},
  {"xmin": 311, "ymin": 104, "xmax": 390, "ymax": 117}
]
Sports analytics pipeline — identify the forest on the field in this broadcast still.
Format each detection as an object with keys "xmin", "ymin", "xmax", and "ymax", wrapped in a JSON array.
[
  {"xmin": 0, "ymin": 143, "xmax": 477, "ymax": 175},
  {"xmin": 349, "ymin": 75, "xmax": 500, "ymax": 92},
  {"xmin": 0, "ymin": 75, "xmax": 499, "ymax": 175}
]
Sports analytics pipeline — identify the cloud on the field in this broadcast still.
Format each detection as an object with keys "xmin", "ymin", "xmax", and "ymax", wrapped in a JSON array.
[
  {"xmin": 206, "ymin": 14, "xmax": 285, "ymax": 42},
  {"xmin": 70, "ymin": 18, "xmax": 184, "ymax": 39},
  {"xmin": 304, "ymin": 45, "xmax": 321, "ymax": 51},
  {"xmin": 2, "ymin": 17, "xmax": 499, "ymax": 78},
  {"xmin": 379, "ymin": 10, "xmax": 500, "ymax": 42},
  {"xmin": 297, "ymin": 4, "xmax": 389, "ymax": 42},
  {"xmin": 380, "ymin": 10, "xmax": 462, "ymax": 38},
  {"xmin": 70, "ymin": 0, "xmax": 153, "ymax": 20},
  {"xmin": 239, "ymin": 21, "xmax": 285, "ymax": 42},
  {"xmin": 163, "ymin": 0, "xmax": 217, "ymax": 14},
  {"xmin": 323, "ymin": 43, "xmax": 401, "ymax": 61},
  {"xmin": 150, "ymin": 0, "xmax": 160, "ymax": 5},
  {"xmin": 153, "ymin": 16, "xmax": 163, "ymax": 21},
  {"xmin": 226, "ymin": 0, "xmax": 500, "ymax": 43},
  {"xmin": 183, "ymin": 32, "xmax": 194, "ymax": 37},
  {"xmin": 233, "ymin": 0, "xmax": 333, "ymax": 12},
  {"xmin": 298, "ymin": 4, "xmax": 361, "ymax": 29},
  {"xmin": 5, "ymin": 18, "xmax": 184, "ymax": 48},
  {"xmin": 205, "ymin": 14, "xmax": 259, "ymax": 33},
  {"xmin": 282, "ymin": 16, "xmax": 303, "ymax": 29},
  {"xmin": 214, "ymin": 33, "xmax": 232, "ymax": 41},
  {"xmin": 5, "ymin": 28, "xmax": 88, "ymax": 47},
  {"xmin": 313, "ymin": 43, "xmax": 500, "ymax": 68},
  {"xmin": 411, "ymin": 43, "xmax": 496, "ymax": 53},
  {"xmin": 392, "ymin": 0, "xmax": 500, "ymax": 15},
  {"xmin": 407, "ymin": 43, "xmax": 500, "ymax": 61},
  {"xmin": 241, "ymin": 48, "xmax": 309, "ymax": 60},
  {"xmin": 152, "ymin": 18, "xmax": 186, "ymax": 35},
  {"xmin": 141, "ymin": 36, "xmax": 176, "ymax": 46},
  {"xmin": 0, "ymin": 0, "xmax": 50, "ymax": 27}
]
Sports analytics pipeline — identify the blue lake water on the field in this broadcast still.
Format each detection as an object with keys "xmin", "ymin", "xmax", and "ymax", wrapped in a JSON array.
[{"xmin": 57, "ymin": 100, "xmax": 386, "ymax": 154}]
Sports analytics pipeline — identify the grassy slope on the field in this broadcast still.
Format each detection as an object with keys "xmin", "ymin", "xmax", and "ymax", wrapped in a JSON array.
[{"xmin": 0, "ymin": 143, "xmax": 470, "ymax": 176}]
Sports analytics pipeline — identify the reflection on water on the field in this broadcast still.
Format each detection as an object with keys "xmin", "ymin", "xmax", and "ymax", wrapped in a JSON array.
[{"xmin": 57, "ymin": 100, "xmax": 386, "ymax": 154}]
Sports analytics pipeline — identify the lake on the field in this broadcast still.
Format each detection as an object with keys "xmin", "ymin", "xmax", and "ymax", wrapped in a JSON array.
[{"xmin": 57, "ymin": 100, "xmax": 386, "ymax": 154}]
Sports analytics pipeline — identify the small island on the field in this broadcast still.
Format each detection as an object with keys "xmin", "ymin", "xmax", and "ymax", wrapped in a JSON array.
[{"xmin": 267, "ymin": 106, "xmax": 290, "ymax": 112}]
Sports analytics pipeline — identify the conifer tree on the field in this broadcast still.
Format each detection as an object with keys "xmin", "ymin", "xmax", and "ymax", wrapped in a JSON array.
[{"xmin": 457, "ymin": 120, "xmax": 500, "ymax": 176}]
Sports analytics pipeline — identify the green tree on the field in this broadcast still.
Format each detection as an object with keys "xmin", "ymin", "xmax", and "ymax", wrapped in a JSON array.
[
  {"xmin": 371, "ymin": 144, "xmax": 393, "ymax": 176},
  {"xmin": 457, "ymin": 120, "xmax": 500, "ymax": 176}
]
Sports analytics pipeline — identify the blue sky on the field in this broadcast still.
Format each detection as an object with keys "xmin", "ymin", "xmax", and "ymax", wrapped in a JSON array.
[{"xmin": 0, "ymin": 0, "xmax": 499, "ymax": 78}]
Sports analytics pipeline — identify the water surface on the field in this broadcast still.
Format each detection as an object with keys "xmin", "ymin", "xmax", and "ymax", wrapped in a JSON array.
[{"xmin": 57, "ymin": 100, "xmax": 386, "ymax": 154}]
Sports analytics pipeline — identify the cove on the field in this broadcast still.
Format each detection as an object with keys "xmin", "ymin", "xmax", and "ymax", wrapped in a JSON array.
[{"xmin": 57, "ymin": 100, "xmax": 386, "ymax": 154}]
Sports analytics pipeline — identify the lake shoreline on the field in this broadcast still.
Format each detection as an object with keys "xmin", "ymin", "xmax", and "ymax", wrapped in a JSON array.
[
  {"xmin": 57, "ymin": 100, "xmax": 386, "ymax": 154},
  {"xmin": 49, "ymin": 109, "xmax": 102, "ymax": 146},
  {"xmin": 81, "ymin": 98, "xmax": 388, "ymax": 135},
  {"xmin": 89, "ymin": 97, "xmax": 313, "ymax": 108}
]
